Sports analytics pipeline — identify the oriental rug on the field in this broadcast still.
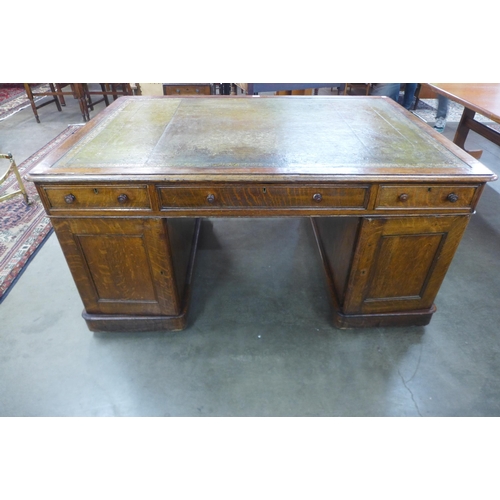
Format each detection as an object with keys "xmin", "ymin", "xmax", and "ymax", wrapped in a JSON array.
[
  {"xmin": 0, "ymin": 124, "xmax": 83, "ymax": 302},
  {"xmin": 0, "ymin": 84, "xmax": 50, "ymax": 121},
  {"xmin": 0, "ymin": 84, "xmax": 25, "ymax": 102}
]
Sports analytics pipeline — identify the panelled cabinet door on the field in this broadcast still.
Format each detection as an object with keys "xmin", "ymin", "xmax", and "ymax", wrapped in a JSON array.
[
  {"xmin": 51, "ymin": 218, "xmax": 181, "ymax": 316},
  {"xmin": 343, "ymin": 215, "xmax": 471, "ymax": 315}
]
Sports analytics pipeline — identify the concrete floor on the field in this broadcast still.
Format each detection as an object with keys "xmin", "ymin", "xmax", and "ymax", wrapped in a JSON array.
[{"xmin": 1, "ymin": 90, "xmax": 500, "ymax": 417}]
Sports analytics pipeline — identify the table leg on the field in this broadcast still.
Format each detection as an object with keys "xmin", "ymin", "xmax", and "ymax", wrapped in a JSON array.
[{"xmin": 454, "ymin": 107, "xmax": 483, "ymax": 159}]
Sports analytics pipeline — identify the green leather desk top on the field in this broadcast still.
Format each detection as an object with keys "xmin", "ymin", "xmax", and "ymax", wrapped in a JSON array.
[{"xmin": 29, "ymin": 96, "xmax": 496, "ymax": 183}]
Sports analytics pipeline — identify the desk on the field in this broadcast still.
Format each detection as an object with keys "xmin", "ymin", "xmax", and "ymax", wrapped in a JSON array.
[
  {"xmin": 28, "ymin": 96, "xmax": 496, "ymax": 332},
  {"xmin": 424, "ymin": 83, "xmax": 500, "ymax": 159}
]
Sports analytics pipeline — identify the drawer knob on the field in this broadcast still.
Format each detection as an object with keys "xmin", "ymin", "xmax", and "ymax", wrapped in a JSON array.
[
  {"xmin": 313, "ymin": 193, "xmax": 323, "ymax": 202},
  {"xmin": 64, "ymin": 194, "xmax": 76, "ymax": 204},
  {"xmin": 117, "ymin": 193, "xmax": 128, "ymax": 203},
  {"xmin": 447, "ymin": 193, "xmax": 459, "ymax": 203},
  {"xmin": 207, "ymin": 194, "xmax": 215, "ymax": 203},
  {"xmin": 399, "ymin": 193, "xmax": 409, "ymax": 201}
]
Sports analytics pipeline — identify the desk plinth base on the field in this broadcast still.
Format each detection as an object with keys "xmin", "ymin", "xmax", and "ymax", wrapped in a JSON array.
[
  {"xmin": 82, "ymin": 310, "xmax": 188, "ymax": 332},
  {"xmin": 332, "ymin": 305, "xmax": 436, "ymax": 329}
]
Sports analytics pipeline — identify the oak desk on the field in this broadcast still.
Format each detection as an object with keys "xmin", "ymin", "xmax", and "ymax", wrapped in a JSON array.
[
  {"xmin": 28, "ymin": 96, "xmax": 496, "ymax": 332},
  {"xmin": 425, "ymin": 83, "xmax": 500, "ymax": 159}
]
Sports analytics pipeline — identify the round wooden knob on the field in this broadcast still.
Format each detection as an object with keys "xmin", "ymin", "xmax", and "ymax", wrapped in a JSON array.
[
  {"xmin": 117, "ymin": 193, "xmax": 128, "ymax": 203},
  {"xmin": 207, "ymin": 194, "xmax": 215, "ymax": 203},
  {"xmin": 399, "ymin": 193, "xmax": 409, "ymax": 201},
  {"xmin": 313, "ymin": 193, "xmax": 322, "ymax": 202},
  {"xmin": 447, "ymin": 193, "xmax": 459, "ymax": 203},
  {"xmin": 64, "ymin": 194, "xmax": 76, "ymax": 204}
]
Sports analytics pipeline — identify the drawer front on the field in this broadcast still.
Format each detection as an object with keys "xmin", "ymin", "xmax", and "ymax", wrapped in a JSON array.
[
  {"xmin": 375, "ymin": 185, "xmax": 478, "ymax": 210},
  {"xmin": 159, "ymin": 185, "xmax": 368, "ymax": 209},
  {"xmin": 163, "ymin": 85, "xmax": 212, "ymax": 95},
  {"xmin": 43, "ymin": 185, "xmax": 152, "ymax": 211}
]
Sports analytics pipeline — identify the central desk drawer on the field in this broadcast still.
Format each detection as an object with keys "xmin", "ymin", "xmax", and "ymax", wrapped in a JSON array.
[
  {"xmin": 43, "ymin": 185, "xmax": 152, "ymax": 211},
  {"xmin": 158, "ymin": 185, "xmax": 369, "ymax": 209}
]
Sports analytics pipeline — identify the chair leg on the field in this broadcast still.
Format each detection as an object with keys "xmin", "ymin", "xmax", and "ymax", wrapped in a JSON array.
[
  {"xmin": 49, "ymin": 83, "xmax": 63, "ymax": 111},
  {"xmin": 83, "ymin": 84, "xmax": 95, "ymax": 111},
  {"xmin": 55, "ymin": 84, "xmax": 66, "ymax": 106},
  {"xmin": 100, "ymin": 84, "xmax": 110, "ymax": 106},
  {"xmin": 23, "ymin": 83, "xmax": 40, "ymax": 123}
]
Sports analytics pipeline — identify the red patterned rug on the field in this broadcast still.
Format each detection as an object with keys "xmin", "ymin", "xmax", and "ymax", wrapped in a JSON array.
[
  {"xmin": 0, "ymin": 84, "xmax": 26, "ymax": 102},
  {"xmin": 0, "ymin": 125, "xmax": 83, "ymax": 302},
  {"xmin": 0, "ymin": 84, "xmax": 49, "ymax": 121}
]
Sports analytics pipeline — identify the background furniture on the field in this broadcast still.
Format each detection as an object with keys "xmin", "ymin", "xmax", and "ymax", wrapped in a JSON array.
[
  {"xmin": 24, "ymin": 83, "xmax": 88, "ymax": 122},
  {"xmin": 424, "ymin": 83, "xmax": 500, "ymax": 159},
  {"xmin": 28, "ymin": 96, "xmax": 496, "ymax": 333},
  {"xmin": 212, "ymin": 83, "xmax": 234, "ymax": 95},
  {"xmin": 82, "ymin": 83, "xmax": 133, "ymax": 110},
  {"xmin": 344, "ymin": 83, "xmax": 371, "ymax": 95},
  {"xmin": 24, "ymin": 83, "xmax": 134, "ymax": 123},
  {"xmin": 0, "ymin": 153, "xmax": 30, "ymax": 204},
  {"xmin": 412, "ymin": 83, "xmax": 437, "ymax": 109},
  {"xmin": 163, "ymin": 83, "xmax": 213, "ymax": 95},
  {"xmin": 235, "ymin": 83, "xmax": 344, "ymax": 95},
  {"xmin": 276, "ymin": 89, "xmax": 314, "ymax": 95}
]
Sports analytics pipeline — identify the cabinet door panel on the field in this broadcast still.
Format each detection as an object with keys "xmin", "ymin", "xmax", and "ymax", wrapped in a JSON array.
[
  {"xmin": 52, "ymin": 218, "xmax": 180, "ymax": 316},
  {"xmin": 77, "ymin": 233, "xmax": 158, "ymax": 302},
  {"xmin": 343, "ymin": 216, "xmax": 470, "ymax": 314}
]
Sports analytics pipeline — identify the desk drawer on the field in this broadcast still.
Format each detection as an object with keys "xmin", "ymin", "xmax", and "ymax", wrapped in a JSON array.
[
  {"xmin": 163, "ymin": 84, "xmax": 212, "ymax": 95},
  {"xmin": 375, "ymin": 185, "xmax": 478, "ymax": 210},
  {"xmin": 43, "ymin": 185, "xmax": 152, "ymax": 211},
  {"xmin": 159, "ymin": 184, "xmax": 368, "ymax": 209}
]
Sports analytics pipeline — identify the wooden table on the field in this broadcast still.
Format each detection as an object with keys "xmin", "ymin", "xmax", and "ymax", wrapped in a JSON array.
[
  {"xmin": 28, "ymin": 96, "xmax": 496, "ymax": 333},
  {"xmin": 424, "ymin": 83, "xmax": 500, "ymax": 159}
]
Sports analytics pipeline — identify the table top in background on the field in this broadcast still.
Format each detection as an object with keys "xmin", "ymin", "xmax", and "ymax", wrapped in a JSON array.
[{"xmin": 426, "ymin": 83, "xmax": 500, "ymax": 123}]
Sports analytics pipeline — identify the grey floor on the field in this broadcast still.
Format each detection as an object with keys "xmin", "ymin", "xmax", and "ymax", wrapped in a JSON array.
[{"xmin": 1, "ymin": 89, "xmax": 500, "ymax": 417}]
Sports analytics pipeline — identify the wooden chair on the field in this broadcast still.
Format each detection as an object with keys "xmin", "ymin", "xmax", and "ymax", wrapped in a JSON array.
[
  {"xmin": 23, "ymin": 83, "xmax": 89, "ymax": 123},
  {"xmin": 24, "ymin": 83, "xmax": 134, "ymax": 124},
  {"xmin": 0, "ymin": 153, "xmax": 30, "ymax": 205},
  {"xmin": 82, "ymin": 84, "xmax": 134, "ymax": 111}
]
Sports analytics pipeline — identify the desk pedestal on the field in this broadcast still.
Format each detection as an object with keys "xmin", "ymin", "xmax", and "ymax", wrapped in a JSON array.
[
  {"xmin": 52, "ymin": 217, "xmax": 201, "ymax": 332},
  {"xmin": 51, "ymin": 214, "xmax": 469, "ymax": 332},
  {"xmin": 312, "ymin": 216, "xmax": 469, "ymax": 328}
]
